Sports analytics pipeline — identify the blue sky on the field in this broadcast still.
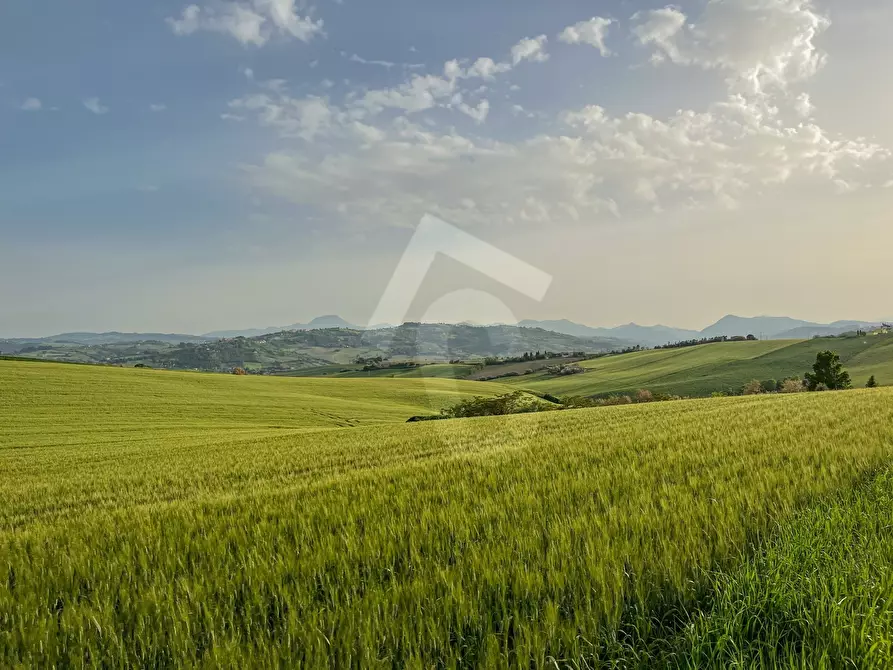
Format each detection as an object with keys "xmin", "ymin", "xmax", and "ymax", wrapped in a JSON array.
[{"xmin": 2, "ymin": 0, "xmax": 893, "ymax": 336}]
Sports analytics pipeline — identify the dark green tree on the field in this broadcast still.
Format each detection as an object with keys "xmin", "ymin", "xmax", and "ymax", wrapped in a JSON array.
[
  {"xmin": 866, "ymin": 375, "xmax": 878, "ymax": 388},
  {"xmin": 805, "ymin": 351, "xmax": 852, "ymax": 391}
]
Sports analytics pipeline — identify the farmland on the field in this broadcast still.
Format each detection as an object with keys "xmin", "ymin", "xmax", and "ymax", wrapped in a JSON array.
[
  {"xmin": 500, "ymin": 333, "xmax": 893, "ymax": 398},
  {"xmin": 2, "ymin": 359, "xmax": 893, "ymax": 666}
]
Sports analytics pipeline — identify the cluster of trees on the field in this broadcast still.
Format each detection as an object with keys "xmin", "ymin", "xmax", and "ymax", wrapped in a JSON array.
[
  {"xmin": 654, "ymin": 335, "xmax": 757, "ymax": 351},
  {"xmin": 563, "ymin": 389, "xmax": 685, "ymax": 408},
  {"xmin": 482, "ymin": 351, "xmax": 573, "ymax": 366},
  {"xmin": 438, "ymin": 391, "xmax": 550, "ymax": 419},
  {"xmin": 734, "ymin": 351, "xmax": 880, "ymax": 395},
  {"xmin": 545, "ymin": 364, "xmax": 586, "ymax": 376}
]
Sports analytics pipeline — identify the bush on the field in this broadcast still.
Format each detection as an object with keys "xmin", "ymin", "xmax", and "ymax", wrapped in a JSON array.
[
  {"xmin": 780, "ymin": 378, "xmax": 805, "ymax": 394},
  {"xmin": 866, "ymin": 375, "xmax": 878, "ymax": 388},
  {"xmin": 742, "ymin": 379, "xmax": 765, "ymax": 395},
  {"xmin": 232, "ymin": 367, "xmax": 248, "ymax": 376},
  {"xmin": 636, "ymin": 389, "xmax": 654, "ymax": 403},
  {"xmin": 761, "ymin": 380, "xmax": 778, "ymax": 394},
  {"xmin": 440, "ymin": 392, "xmax": 554, "ymax": 419}
]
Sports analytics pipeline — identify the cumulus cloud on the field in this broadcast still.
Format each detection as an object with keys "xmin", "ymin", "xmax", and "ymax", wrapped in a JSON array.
[
  {"xmin": 240, "ymin": 93, "xmax": 888, "ymax": 231},
  {"xmin": 632, "ymin": 1, "xmax": 830, "ymax": 96},
  {"xmin": 229, "ymin": 92, "xmax": 335, "ymax": 140},
  {"xmin": 20, "ymin": 97, "xmax": 42, "ymax": 111},
  {"xmin": 559, "ymin": 17, "xmax": 614, "ymax": 56},
  {"xmin": 511, "ymin": 35, "xmax": 549, "ymax": 65},
  {"xmin": 228, "ymin": 13, "xmax": 891, "ymax": 233},
  {"xmin": 167, "ymin": 0, "xmax": 323, "ymax": 46},
  {"xmin": 466, "ymin": 57, "xmax": 512, "ymax": 80},
  {"xmin": 457, "ymin": 99, "xmax": 490, "ymax": 124},
  {"xmin": 83, "ymin": 97, "xmax": 109, "ymax": 115}
]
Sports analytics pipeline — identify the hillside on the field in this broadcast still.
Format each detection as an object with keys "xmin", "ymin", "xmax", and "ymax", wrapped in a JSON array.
[
  {"xmin": 0, "ymin": 360, "xmax": 517, "ymax": 436},
  {"xmin": 1, "ymin": 323, "xmax": 630, "ymax": 373},
  {"xmin": 2, "ymin": 358, "xmax": 893, "ymax": 666},
  {"xmin": 500, "ymin": 333, "xmax": 893, "ymax": 398}
]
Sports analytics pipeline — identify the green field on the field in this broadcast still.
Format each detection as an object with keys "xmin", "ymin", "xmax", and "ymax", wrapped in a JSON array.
[
  {"xmin": 292, "ymin": 363, "xmax": 478, "ymax": 380},
  {"xmin": 3, "ymin": 359, "xmax": 893, "ymax": 666},
  {"xmin": 502, "ymin": 334, "xmax": 893, "ymax": 398}
]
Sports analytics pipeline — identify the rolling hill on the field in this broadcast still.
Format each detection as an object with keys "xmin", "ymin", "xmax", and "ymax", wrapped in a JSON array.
[
  {"xmin": 500, "ymin": 333, "xmax": 893, "ymax": 398},
  {"xmin": 1, "ymin": 323, "xmax": 631, "ymax": 373},
  {"xmin": 0, "ymin": 359, "xmax": 517, "ymax": 437},
  {"xmin": 3, "ymin": 358, "xmax": 893, "ymax": 666}
]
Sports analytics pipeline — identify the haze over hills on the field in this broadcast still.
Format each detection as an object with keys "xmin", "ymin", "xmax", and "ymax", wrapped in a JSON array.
[
  {"xmin": 2, "ymin": 314, "xmax": 887, "ymax": 353},
  {"xmin": 519, "ymin": 315, "xmax": 885, "ymax": 346},
  {"xmin": 1, "ymin": 324, "xmax": 631, "ymax": 373},
  {"xmin": 203, "ymin": 315, "xmax": 357, "ymax": 339}
]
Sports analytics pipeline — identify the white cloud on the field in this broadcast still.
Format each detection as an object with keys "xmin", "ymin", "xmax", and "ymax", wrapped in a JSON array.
[
  {"xmin": 457, "ymin": 99, "xmax": 490, "ymax": 124},
  {"xmin": 229, "ymin": 15, "xmax": 892, "ymax": 234},
  {"xmin": 167, "ymin": 0, "xmax": 323, "ymax": 46},
  {"xmin": 149, "ymin": 103, "xmax": 167, "ymax": 112},
  {"xmin": 559, "ymin": 17, "xmax": 614, "ymax": 57},
  {"xmin": 632, "ymin": 1, "xmax": 830, "ymax": 96},
  {"xmin": 83, "ymin": 97, "xmax": 109, "ymax": 115},
  {"xmin": 21, "ymin": 97, "xmax": 42, "ymax": 111},
  {"xmin": 353, "ymin": 72, "xmax": 459, "ymax": 115},
  {"xmin": 347, "ymin": 53, "xmax": 396, "ymax": 69},
  {"xmin": 466, "ymin": 57, "xmax": 512, "ymax": 80},
  {"xmin": 229, "ymin": 92, "xmax": 335, "ymax": 140},
  {"xmin": 511, "ymin": 35, "xmax": 549, "ymax": 65},
  {"xmin": 794, "ymin": 92, "xmax": 813, "ymax": 118},
  {"xmin": 241, "ymin": 92, "xmax": 889, "ymax": 232}
]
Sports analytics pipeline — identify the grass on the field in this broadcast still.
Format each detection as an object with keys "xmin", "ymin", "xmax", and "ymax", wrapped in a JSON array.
[
  {"xmin": 0, "ymin": 359, "xmax": 516, "ymax": 444},
  {"xmin": 610, "ymin": 465, "xmax": 893, "ymax": 667},
  {"xmin": 2, "ymin": 359, "xmax": 893, "ymax": 666},
  {"xmin": 502, "ymin": 334, "xmax": 893, "ymax": 398}
]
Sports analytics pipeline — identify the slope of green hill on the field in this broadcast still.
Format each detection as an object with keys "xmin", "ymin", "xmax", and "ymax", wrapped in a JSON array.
[
  {"xmin": 2, "ymin": 358, "xmax": 893, "ymax": 666},
  {"xmin": 0, "ymin": 360, "xmax": 516, "ymax": 448},
  {"xmin": 501, "ymin": 334, "xmax": 893, "ymax": 397}
]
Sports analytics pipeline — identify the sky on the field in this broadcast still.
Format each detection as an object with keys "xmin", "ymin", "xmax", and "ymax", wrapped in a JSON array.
[{"xmin": 2, "ymin": 0, "xmax": 892, "ymax": 337}]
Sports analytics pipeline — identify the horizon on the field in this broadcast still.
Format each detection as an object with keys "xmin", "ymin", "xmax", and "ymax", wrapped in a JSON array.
[{"xmin": 4, "ymin": 311, "xmax": 891, "ymax": 341}]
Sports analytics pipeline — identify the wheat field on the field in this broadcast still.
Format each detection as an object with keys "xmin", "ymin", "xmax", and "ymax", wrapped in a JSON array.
[{"xmin": 2, "ymin": 360, "xmax": 893, "ymax": 667}]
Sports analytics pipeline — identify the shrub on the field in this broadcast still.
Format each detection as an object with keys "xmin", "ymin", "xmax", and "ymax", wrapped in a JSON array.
[
  {"xmin": 866, "ymin": 375, "xmax": 878, "ymax": 388},
  {"xmin": 742, "ymin": 379, "xmax": 765, "ymax": 396},
  {"xmin": 636, "ymin": 389, "xmax": 654, "ymax": 403},
  {"xmin": 232, "ymin": 367, "xmax": 248, "ymax": 376},
  {"xmin": 780, "ymin": 378, "xmax": 806, "ymax": 394}
]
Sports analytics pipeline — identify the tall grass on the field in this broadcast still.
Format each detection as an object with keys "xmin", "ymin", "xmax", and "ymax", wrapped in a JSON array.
[{"xmin": 1, "ymin": 360, "xmax": 893, "ymax": 666}]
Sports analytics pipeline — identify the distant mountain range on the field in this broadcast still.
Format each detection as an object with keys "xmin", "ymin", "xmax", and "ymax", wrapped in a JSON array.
[
  {"xmin": 1, "ymin": 324, "xmax": 629, "ymax": 373},
  {"xmin": 2, "ymin": 315, "xmax": 887, "ymax": 354},
  {"xmin": 202, "ymin": 315, "xmax": 357, "ymax": 338},
  {"xmin": 518, "ymin": 315, "xmax": 885, "ymax": 347}
]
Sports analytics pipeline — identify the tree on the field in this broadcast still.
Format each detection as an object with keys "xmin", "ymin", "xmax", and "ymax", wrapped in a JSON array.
[
  {"xmin": 760, "ymin": 379, "xmax": 778, "ymax": 394},
  {"xmin": 780, "ymin": 378, "xmax": 805, "ymax": 394},
  {"xmin": 804, "ymin": 351, "xmax": 851, "ymax": 391},
  {"xmin": 636, "ymin": 389, "xmax": 654, "ymax": 403},
  {"xmin": 867, "ymin": 375, "xmax": 878, "ymax": 388},
  {"xmin": 742, "ymin": 379, "xmax": 765, "ymax": 395}
]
